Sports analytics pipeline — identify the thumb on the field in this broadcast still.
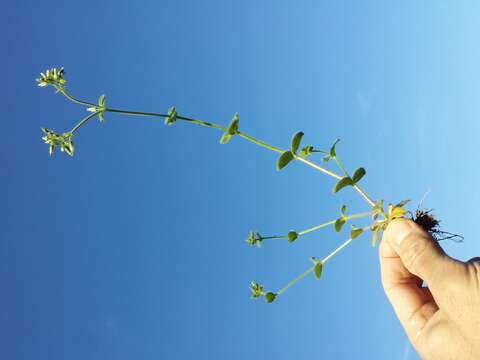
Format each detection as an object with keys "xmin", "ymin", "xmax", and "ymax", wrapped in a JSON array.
[{"xmin": 384, "ymin": 218, "xmax": 457, "ymax": 290}]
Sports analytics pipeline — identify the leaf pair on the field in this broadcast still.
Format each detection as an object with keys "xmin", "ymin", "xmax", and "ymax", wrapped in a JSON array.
[
  {"xmin": 332, "ymin": 167, "xmax": 366, "ymax": 193},
  {"xmin": 276, "ymin": 131, "xmax": 305, "ymax": 170},
  {"xmin": 87, "ymin": 95, "xmax": 107, "ymax": 122},
  {"xmin": 165, "ymin": 107, "xmax": 177, "ymax": 125},
  {"xmin": 98, "ymin": 95, "xmax": 106, "ymax": 122}
]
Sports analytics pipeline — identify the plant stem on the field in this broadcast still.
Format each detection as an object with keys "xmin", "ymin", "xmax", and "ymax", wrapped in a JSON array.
[
  {"xmin": 70, "ymin": 111, "xmax": 100, "ymax": 133},
  {"xmin": 275, "ymin": 225, "xmax": 370, "ymax": 296},
  {"xmin": 334, "ymin": 156, "xmax": 350, "ymax": 178},
  {"xmin": 277, "ymin": 265, "xmax": 316, "ymax": 295},
  {"xmin": 238, "ymin": 133, "xmax": 283, "ymax": 153},
  {"xmin": 59, "ymin": 88, "xmax": 96, "ymax": 107},
  {"xmin": 298, "ymin": 211, "xmax": 371, "ymax": 236},
  {"xmin": 352, "ymin": 185, "xmax": 375, "ymax": 207},
  {"xmin": 260, "ymin": 211, "xmax": 371, "ymax": 244},
  {"xmin": 298, "ymin": 220, "xmax": 336, "ymax": 236},
  {"xmin": 321, "ymin": 226, "xmax": 370, "ymax": 262},
  {"xmin": 261, "ymin": 235, "xmax": 287, "ymax": 240},
  {"xmin": 59, "ymin": 92, "xmax": 377, "ymax": 207},
  {"xmin": 295, "ymin": 156, "xmax": 342, "ymax": 180}
]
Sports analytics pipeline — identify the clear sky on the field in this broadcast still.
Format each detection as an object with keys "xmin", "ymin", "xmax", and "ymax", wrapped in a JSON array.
[{"xmin": 2, "ymin": 1, "xmax": 480, "ymax": 359}]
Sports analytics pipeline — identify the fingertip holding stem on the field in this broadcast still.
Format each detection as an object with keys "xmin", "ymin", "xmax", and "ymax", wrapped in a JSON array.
[{"xmin": 384, "ymin": 218, "xmax": 427, "ymax": 250}]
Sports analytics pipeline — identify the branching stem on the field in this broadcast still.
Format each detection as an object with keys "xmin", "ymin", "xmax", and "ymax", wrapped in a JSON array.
[
  {"xmin": 59, "ymin": 89, "xmax": 377, "ymax": 214},
  {"xmin": 276, "ymin": 225, "xmax": 371, "ymax": 296},
  {"xmin": 70, "ymin": 111, "xmax": 100, "ymax": 133}
]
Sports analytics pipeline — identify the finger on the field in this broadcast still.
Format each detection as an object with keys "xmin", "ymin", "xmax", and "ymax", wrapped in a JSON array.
[
  {"xmin": 383, "ymin": 218, "xmax": 459, "ymax": 295},
  {"xmin": 379, "ymin": 232, "xmax": 438, "ymax": 341}
]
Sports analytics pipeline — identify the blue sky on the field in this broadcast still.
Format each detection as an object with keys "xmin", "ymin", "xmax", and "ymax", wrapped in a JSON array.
[{"xmin": 2, "ymin": 1, "xmax": 480, "ymax": 359}]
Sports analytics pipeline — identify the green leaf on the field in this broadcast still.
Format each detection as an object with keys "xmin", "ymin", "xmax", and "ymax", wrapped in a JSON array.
[
  {"xmin": 227, "ymin": 112, "xmax": 239, "ymax": 134},
  {"xmin": 390, "ymin": 206, "xmax": 406, "ymax": 220},
  {"xmin": 97, "ymin": 95, "xmax": 106, "ymax": 122},
  {"xmin": 98, "ymin": 94, "xmax": 106, "ymax": 108},
  {"xmin": 394, "ymin": 199, "xmax": 410, "ymax": 208},
  {"xmin": 220, "ymin": 133, "xmax": 232, "ymax": 145},
  {"xmin": 220, "ymin": 112, "xmax": 239, "ymax": 144},
  {"xmin": 334, "ymin": 217, "xmax": 346, "ymax": 232},
  {"xmin": 276, "ymin": 150, "xmax": 295, "ymax": 171},
  {"xmin": 329, "ymin": 139, "xmax": 340, "ymax": 158},
  {"xmin": 351, "ymin": 167, "xmax": 366, "ymax": 183},
  {"xmin": 265, "ymin": 292, "xmax": 277, "ymax": 303},
  {"xmin": 287, "ymin": 231, "xmax": 298, "ymax": 243},
  {"xmin": 340, "ymin": 205, "xmax": 347, "ymax": 215},
  {"xmin": 314, "ymin": 262, "xmax": 323, "ymax": 279},
  {"xmin": 350, "ymin": 226, "xmax": 363, "ymax": 239},
  {"xmin": 64, "ymin": 141, "xmax": 74, "ymax": 156},
  {"xmin": 332, "ymin": 176, "xmax": 354, "ymax": 193},
  {"xmin": 290, "ymin": 131, "xmax": 304, "ymax": 154}
]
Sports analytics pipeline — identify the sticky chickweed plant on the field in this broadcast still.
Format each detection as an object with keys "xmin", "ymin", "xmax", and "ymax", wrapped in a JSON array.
[{"xmin": 37, "ymin": 67, "xmax": 462, "ymax": 304}]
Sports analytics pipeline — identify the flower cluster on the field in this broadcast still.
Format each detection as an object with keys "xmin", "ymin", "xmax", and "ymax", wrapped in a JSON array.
[
  {"xmin": 36, "ymin": 67, "xmax": 66, "ymax": 88},
  {"xmin": 41, "ymin": 128, "xmax": 74, "ymax": 156},
  {"xmin": 250, "ymin": 282, "xmax": 264, "ymax": 298},
  {"xmin": 246, "ymin": 231, "xmax": 263, "ymax": 247}
]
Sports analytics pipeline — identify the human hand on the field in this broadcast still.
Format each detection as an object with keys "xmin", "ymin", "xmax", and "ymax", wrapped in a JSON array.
[{"xmin": 379, "ymin": 218, "xmax": 480, "ymax": 360}]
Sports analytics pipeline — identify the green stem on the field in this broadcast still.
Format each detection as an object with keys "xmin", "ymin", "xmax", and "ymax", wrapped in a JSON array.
[
  {"xmin": 105, "ymin": 108, "xmax": 228, "ymax": 131},
  {"xmin": 322, "ymin": 225, "xmax": 370, "ymax": 263},
  {"xmin": 238, "ymin": 133, "xmax": 283, "ymax": 153},
  {"xmin": 261, "ymin": 235, "xmax": 287, "ymax": 240},
  {"xmin": 70, "ymin": 111, "xmax": 99, "ymax": 133},
  {"xmin": 258, "ymin": 211, "xmax": 372, "ymax": 243},
  {"xmin": 298, "ymin": 211, "xmax": 371, "ymax": 236},
  {"xmin": 295, "ymin": 156, "xmax": 342, "ymax": 180},
  {"xmin": 333, "ymin": 156, "xmax": 376, "ymax": 207},
  {"xmin": 60, "ymin": 92, "xmax": 377, "ymax": 207},
  {"xmin": 277, "ymin": 265, "xmax": 316, "ymax": 295},
  {"xmin": 298, "ymin": 220, "xmax": 336, "ymax": 236},
  {"xmin": 275, "ymin": 225, "xmax": 371, "ymax": 296},
  {"xmin": 334, "ymin": 156, "xmax": 350, "ymax": 178},
  {"xmin": 59, "ymin": 88, "xmax": 96, "ymax": 107},
  {"xmin": 353, "ymin": 185, "xmax": 375, "ymax": 207}
]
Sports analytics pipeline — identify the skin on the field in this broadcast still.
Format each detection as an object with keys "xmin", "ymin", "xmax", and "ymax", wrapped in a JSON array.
[{"xmin": 379, "ymin": 218, "xmax": 480, "ymax": 360}]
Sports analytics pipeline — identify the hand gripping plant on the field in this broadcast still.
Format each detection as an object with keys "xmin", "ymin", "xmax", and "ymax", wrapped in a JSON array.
[{"xmin": 37, "ymin": 67, "xmax": 461, "ymax": 303}]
